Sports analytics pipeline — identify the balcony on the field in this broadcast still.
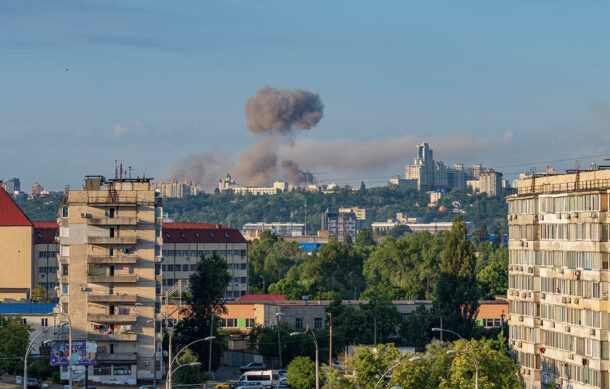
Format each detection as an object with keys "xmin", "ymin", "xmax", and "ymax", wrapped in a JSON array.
[
  {"xmin": 88, "ymin": 294, "xmax": 138, "ymax": 303},
  {"xmin": 88, "ymin": 313, "xmax": 137, "ymax": 324},
  {"xmin": 88, "ymin": 218, "xmax": 137, "ymax": 226},
  {"xmin": 97, "ymin": 353, "xmax": 137, "ymax": 362},
  {"xmin": 87, "ymin": 274, "xmax": 139, "ymax": 283},
  {"xmin": 91, "ymin": 333, "xmax": 138, "ymax": 342},
  {"xmin": 87, "ymin": 255, "xmax": 138, "ymax": 264},
  {"xmin": 88, "ymin": 236, "xmax": 137, "ymax": 245}
]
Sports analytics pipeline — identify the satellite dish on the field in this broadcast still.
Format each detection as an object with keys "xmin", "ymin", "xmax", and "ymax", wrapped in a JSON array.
[{"xmin": 162, "ymin": 350, "xmax": 169, "ymax": 357}]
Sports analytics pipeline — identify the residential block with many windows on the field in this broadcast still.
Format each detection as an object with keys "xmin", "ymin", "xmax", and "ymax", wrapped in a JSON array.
[
  {"xmin": 508, "ymin": 168, "xmax": 610, "ymax": 389},
  {"xmin": 57, "ymin": 176, "xmax": 162, "ymax": 385}
]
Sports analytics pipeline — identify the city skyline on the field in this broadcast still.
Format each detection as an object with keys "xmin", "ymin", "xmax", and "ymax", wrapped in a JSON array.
[{"xmin": 2, "ymin": 1, "xmax": 610, "ymax": 190}]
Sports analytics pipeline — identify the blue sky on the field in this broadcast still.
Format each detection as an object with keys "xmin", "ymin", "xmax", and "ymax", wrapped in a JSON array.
[{"xmin": 2, "ymin": 0, "xmax": 610, "ymax": 191}]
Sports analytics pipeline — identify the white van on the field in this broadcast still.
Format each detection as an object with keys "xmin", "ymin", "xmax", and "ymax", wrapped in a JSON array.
[{"xmin": 231, "ymin": 370, "xmax": 280, "ymax": 389}]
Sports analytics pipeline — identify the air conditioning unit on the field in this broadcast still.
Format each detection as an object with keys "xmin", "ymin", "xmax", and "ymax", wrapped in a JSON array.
[
  {"xmin": 528, "ymin": 267, "xmax": 534, "ymax": 274},
  {"xmin": 509, "ymin": 215, "xmax": 513, "ymax": 221},
  {"xmin": 521, "ymin": 292, "xmax": 527, "ymax": 298},
  {"xmin": 590, "ymin": 329, "xmax": 596, "ymax": 336},
  {"xmin": 572, "ymin": 297, "xmax": 579, "ymax": 304},
  {"xmin": 565, "ymin": 214, "xmax": 571, "ymax": 220},
  {"xmin": 574, "ymin": 213, "xmax": 579, "ymax": 219},
  {"xmin": 590, "ymin": 212, "xmax": 598, "ymax": 218},
  {"xmin": 81, "ymin": 213, "xmax": 92, "ymax": 218},
  {"xmin": 143, "ymin": 361, "xmax": 149, "ymax": 366},
  {"xmin": 550, "ymin": 321, "xmax": 555, "ymax": 328},
  {"xmin": 564, "ymin": 326, "xmax": 571, "ymax": 333},
  {"xmin": 519, "ymin": 315, "xmax": 524, "ymax": 322},
  {"xmin": 562, "ymin": 297, "xmax": 570, "ymax": 303},
  {"xmin": 519, "ymin": 241, "xmax": 525, "ymax": 247},
  {"xmin": 535, "ymin": 319, "xmax": 542, "ymax": 326},
  {"xmin": 516, "ymin": 341, "xmax": 522, "ymax": 348},
  {"xmin": 558, "ymin": 268, "xmax": 564, "ymax": 275},
  {"xmin": 523, "ymin": 241, "xmax": 529, "ymax": 248},
  {"xmin": 534, "ymin": 214, "xmax": 539, "ymax": 221},
  {"xmin": 541, "ymin": 293, "xmax": 546, "ymax": 299}
]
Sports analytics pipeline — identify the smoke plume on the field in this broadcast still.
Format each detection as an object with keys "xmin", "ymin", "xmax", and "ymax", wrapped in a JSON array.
[
  {"xmin": 245, "ymin": 86, "xmax": 324, "ymax": 134},
  {"xmin": 234, "ymin": 86, "xmax": 324, "ymax": 185},
  {"xmin": 166, "ymin": 86, "xmax": 324, "ymax": 189}
]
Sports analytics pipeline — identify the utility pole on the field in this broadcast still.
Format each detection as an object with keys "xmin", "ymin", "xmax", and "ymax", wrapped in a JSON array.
[{"xmin": 328, "ymin": 313, "xmax": 333, "ymax": 366}]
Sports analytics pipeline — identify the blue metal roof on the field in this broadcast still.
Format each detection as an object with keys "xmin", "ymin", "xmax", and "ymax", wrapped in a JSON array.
[
  {"xmin": 298, "ymin": 242, "xmax": 326, "ymax": 253},
  {"xmin": 0, "ymin": 303, "xmax": 56, "ymax": 315}
]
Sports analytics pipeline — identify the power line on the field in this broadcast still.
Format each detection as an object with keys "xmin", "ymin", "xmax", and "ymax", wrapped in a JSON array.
[{"xmin": 490, "ymin": 153, "xmax": 610, "ymax": 170}]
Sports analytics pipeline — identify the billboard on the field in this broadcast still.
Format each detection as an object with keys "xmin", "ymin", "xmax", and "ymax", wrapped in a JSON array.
[{"xmin": 50, "ymin": 340, "xmax": 97, "ymax": 366}]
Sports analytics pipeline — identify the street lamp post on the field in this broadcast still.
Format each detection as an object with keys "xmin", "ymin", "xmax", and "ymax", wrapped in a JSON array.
[
  {"xmin": 56, "ymin": 312, "xmax": 72, "ymax": 389},
  {"xmin": 167, "ymin": 336, "xmax": 216, "ymax": 389},
  {"xmin": 432, "ymin": 328, "xmax": 479, "ymax": 389},
  {"xmin": 275, "ymin": 312, "xmax": 285, "ymax": 369},
  {"xmin": 374, "ymin": 356, "xmax": 421, "ymax": 389},
  {"xmin": 290, "ymin": 326, "xmax": 319, "ymax": 389},
  {"xmin": 23, "ymin": 329, "xmax": 50, "ymax": 389}
]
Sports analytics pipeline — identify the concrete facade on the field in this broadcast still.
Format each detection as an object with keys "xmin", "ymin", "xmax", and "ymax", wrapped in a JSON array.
[
  {"xmin": 508, "ymin": 168, "xmax": 610, "ymax": 389},
  {"xmin": 57, "ymin": 176, "xmax": 162, "ymax": 385}
]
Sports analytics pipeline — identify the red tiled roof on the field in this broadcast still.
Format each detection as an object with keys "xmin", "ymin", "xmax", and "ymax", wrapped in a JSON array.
[
  {"xmin": 0, "ymin": 187, "xmax": 32, "ymax": 226},
  {"xmin": 163, "ymin": 222, "xmax": 247, "ymax": 244},
  {"xmin": 235, "ymin": 294, "xmax": 286, "ymax": 302},
  {"xmin": 33, "ymin": 221, "xmax": 59, "ymax": 244}
]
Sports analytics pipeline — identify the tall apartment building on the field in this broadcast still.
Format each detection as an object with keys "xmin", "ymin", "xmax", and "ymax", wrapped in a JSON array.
[
  {"xmin": 405, "ymin": 143, "xmax": 436, "ymax": 190},
  {"xmin": 152, "ymin": 178, "xmax": 201, "ymax": 198},
  {"xmin": 321, "ymin": 209, "xmax": 357, "ymax": 241},
  {"xmin": 57, "ymin": 176, "xmax": 162, "ymax": 385},
  {"xmin": 508, "ymin": 168, "xmax": 610, "ymax": 389},
  {"xmin": 161, "ymin": 223, "xmax": 248, "ymax": 299},
  {"xmin": 474, "ymin": 169, "xmax": 504, "ymax": 197}
]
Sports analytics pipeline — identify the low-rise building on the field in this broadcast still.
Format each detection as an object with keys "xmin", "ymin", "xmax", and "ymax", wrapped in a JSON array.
[
  {"xmin": 0, "ymin": 303, "xmax": 57, "ymax": 356},
  {"xmin": 218, "ymin": 296, "xmax": 506, "ymax": 333},
  {"xmin": 242, "ymin": 222, "xmax": 305, "ymax": 239},
  {"xmin": 152, "ymin": 178, "xmax": 201, "ymax": 198},
  {"xmin": 218, "ymin": 174, "xmax": 289, "ymax": 195},
  {"xmin": 321, "ymin": 209, "xmax": 357, "ymax": 241},
  {"xmin": 162, "ymin": 222, "xmax": 248, "ymax": 299}
]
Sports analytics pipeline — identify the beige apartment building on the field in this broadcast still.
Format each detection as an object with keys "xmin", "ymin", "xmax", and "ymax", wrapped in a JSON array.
[
  {"xmin": 508, "ymin": 168, "xmax": 610, "ymax": 389},
  {"xmin": 161, "ymin": 222, "xmax": 248, "ymax": 299},
  {"xmin": 57, "ymin": 176, "xmax": 162, "ymax": 385}
]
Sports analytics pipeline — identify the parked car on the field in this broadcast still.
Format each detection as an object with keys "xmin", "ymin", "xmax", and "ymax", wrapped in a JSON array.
[
  {"xmin": 239, "ymin": 362, "xmax": 267, "ymax": 372},
  {"xmin": 276, "ymin": 369, "xmax": 287, "ymax": 377},
  {"xmin": 26, "ymin": 378, "xmax": 39, "ymax": 389}
]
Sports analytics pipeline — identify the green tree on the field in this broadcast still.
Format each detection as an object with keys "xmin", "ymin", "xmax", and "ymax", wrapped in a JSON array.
[
  {"xmin": 364, "ymin": 232, "xmax": 442, "ymax": 299},
  {"xmin": 287, "ymin": 356, "xmax": 316, "ymax": 389},
  {"xmin": 434, "ymin": 215, "xmax": 480, "ymax": 339},
  {"xmin": 477, "ymin": 260, "xmax": 508, "ymax": 300},
  {"xmin": 471, "ymin": 222, "xmax": 489, "ymax": 248},
  {"xmin": 389, "ymin": 355, "xmax": 431, "ymax": 389},
  {"xmin": 347, "ymin": 344, "xmax": 401, "ymax": 389},
  {"xmin": 401, "ymin": 304, "xmax": 439, "ymax": 352},
  {"xmin": 387, "ymin": 224, "xmax": 410, "ymax": 238},
  {"xmin": 174, "ymin": 253, "xmax": 231, "ymax": 372},
  {"xmin": 268, "ymin": 279, "xmax": 307, "ymax": 299},
  {"xmin": 0, "ymin": 316, "xmax": 31, "ymax": 374},
  {"xmin": 322, "ymin": 365, "xmax": 354, "ymax": 389},
  {"xmin": 31, "ymin": 285, "xmax": 51, "ymax": 302},
  {"xmin": 173, "ymin": 348, "xmax": 206, "ymax": 385},
  {"xmin": 355, "ymin": 228, "xmax": 375, "ymax": 248}
]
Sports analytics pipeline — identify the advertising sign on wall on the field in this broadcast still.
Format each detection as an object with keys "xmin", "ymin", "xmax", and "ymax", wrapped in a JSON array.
[{"xmin": 50, "ymin": 340, "xmax": 97, "ymax": 366}]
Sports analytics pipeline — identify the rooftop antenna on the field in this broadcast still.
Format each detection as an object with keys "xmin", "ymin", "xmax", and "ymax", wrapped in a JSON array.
[
  {"xmin": 128, "ymin": 166, "xmax": 132, "ymax": 179},
  {"xmin": 304, "ymin": 198, "xmax": 308, "ymax": 236},
  {"xmin": 120, "ymin": 162, "xmax": 123, "ymax": 181},
  {"xmin": 115, "ymin": 160, "xmax": 118, "ymax": 180}
]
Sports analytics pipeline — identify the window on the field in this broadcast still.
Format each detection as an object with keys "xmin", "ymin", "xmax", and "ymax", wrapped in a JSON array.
[
  {"xmin": 179, "ymin": 232, "xmax": 185, "ymax": 239},
  {"xmin": 314, "ymin": 318, "xmax": 323, "ymax": 329},
  {"xmin": 223, "ymin": 318, "xmax": 238, "ymax": 328},
  {"xmin": 41, "ymin": 318, "xmax": 48, "ymax": 327},
  {"xmin": 295, "ymin": 318, "xmax": 304, "ymax": 329},
  {"xmin": 241, "ymin": 263, "xmax": 247, "ymax": 270},
  {"xmin": 195, "ymin": 232, "xmax": 200, "ymax": 239},
  {"xmin": 165, "ymin": 232, "xmax": 170, "ymax": 239},
  {"xmin": 109, "ymin": 227, "xmax": 115, "ymax": 238},
  {"xmin": 23, "ymin": 318, "xmax": 27, "ymax": 324},
  {"xmin": 61, "ymin": 284, "xmax": 69, "ymax": 295},
  {"xmin": 93, "ymin": 366, "xmax": 111, "ymax": 376},
  {"xmin": 113, "ymin": 364, "xmax": 131, "ymax": 375},
  {"xmin": 209, "ymin": 232, "xmax": 215, "ymax": 239},
  {"xmin": 167, "ymin": 265, "xmax": 174, "ymax": 271},
  {"xmin": 246, "ymin": 319, "xmax": 255, "ymax": 328},
  {"xmin": 62, "ymin": 264, "xmax": 68, "ymax": 275},
  {"xmin": 61, "ymin": 207, "xmax": 68, "ymax": 218},
  {"xmin": 161, "ymin": 264, "xmax": 167, "ymax": 271},
  {"xmin": 60, "ymin": 246, "xmax": 69, "ymax": 257},
  {"xmin": 190, "ymin": 264, "xmax": 197, "ymax": 271},
  {"xmin": 109, "ymin": 344, "xmax": 114, "ymax": 354},
  {"xmin": 182, "ymin": 265, "xmax": 189, "ymax": 272},
  {"xmin": 39, "ymin": 267, "xmax": 46, "ymax": 275},
  {"xmin": 241, "ymin": 277, "xmax": 247, "ymax": 284},
  {"xmin": 224, "ymin": 232, "xmax": 230, "ymax": 239}
]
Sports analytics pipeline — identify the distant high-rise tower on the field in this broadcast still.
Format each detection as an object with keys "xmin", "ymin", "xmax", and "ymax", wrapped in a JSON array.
[{"xmin": 405, "ymin": 143, "xmax": 436, "ymax": 190}]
